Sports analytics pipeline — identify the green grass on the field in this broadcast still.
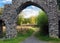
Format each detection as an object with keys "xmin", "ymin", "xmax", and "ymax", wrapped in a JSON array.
[
  {"xmin": 35, "ymin": 32, "xmax": 60, "ymax": 43},
  {"xmin": 0, "ymin": 29, "xmax": 34, "ymax": 43}
]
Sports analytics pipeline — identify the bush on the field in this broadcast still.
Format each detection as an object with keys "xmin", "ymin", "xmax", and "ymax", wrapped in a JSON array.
[
  {"xmin": 17, "ymin": 14, "xmax": 24, "ymax": 25},
  {"xmin": 17, "ymin": 28, "xmax": 34, "ymax": 36},
  {"xmin": 36, "ymin": 11, "xmax": 48, "ymax": 35}
]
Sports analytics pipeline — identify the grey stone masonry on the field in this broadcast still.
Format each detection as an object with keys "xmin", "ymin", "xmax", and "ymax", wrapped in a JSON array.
[{"xmin": 0, "ymin": 0, "xmax": 60, "ymax": 39}]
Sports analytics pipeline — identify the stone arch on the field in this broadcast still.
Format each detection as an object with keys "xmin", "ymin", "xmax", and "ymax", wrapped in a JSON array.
[
  {"xmin": 2, "ymin": 0, "xmax": 59, "ymax": 38},
  {"xmin": 15, "ymin": 1, "xmax": 49, "ymax": 35},
  {"xmin": 16, "ymin": 1, "xmax": 46, "ymax": 14}
]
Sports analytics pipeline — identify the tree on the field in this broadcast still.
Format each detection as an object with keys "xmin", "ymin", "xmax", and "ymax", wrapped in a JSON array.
[
  {"xmin": 23, "ymin": 18, "xmax": 30, "ymax": 24},
  {"xmin": 57, "ymin": 0, "xmax": 60, "ymax": 9},
  {"xmin": 0, "ymin": 8, "xmax": 3, "ymax": 15},
  {"xmin": 17, "ymin": 12, "xmax": 24, "ymax": 25},
  {"xmin": 36, "ymin": 11, "xmax": 48, "ymax": 35},
  {"xmin": 29, "ymin": 16, "xmax": 36, "ymax": 24}
]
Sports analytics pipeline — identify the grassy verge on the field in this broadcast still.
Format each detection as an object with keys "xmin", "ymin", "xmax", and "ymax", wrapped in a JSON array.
[
  {"xmin": 35, "ymin": 32, "xmax": 60, "ymax": 43},
  {"xmin": 0, "ymin": 29, "xmax": 34, "ymax": 43}
]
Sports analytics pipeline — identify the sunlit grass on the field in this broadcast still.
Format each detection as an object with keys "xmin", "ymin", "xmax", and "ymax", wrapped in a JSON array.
[
  {"xmin": 30, "ymin": 27, "xmax": 39, "ymax": 32},
  {"xmin": 0, "ymin": 27, "xmax": 34, "ymax": 43},
  {"xmin": 0, "ymin": 34, "xmax": 28, "ymax": 43},
  {"xmin": 35, "ymin": 32, "xmax": 60, "ymax": 43}
]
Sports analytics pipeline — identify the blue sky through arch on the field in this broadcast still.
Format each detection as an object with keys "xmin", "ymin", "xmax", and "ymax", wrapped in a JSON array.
[
  {"xmin": 0, "ymin": 0, "xmax": 42, "ymax": 18},
  {"xmin": 21, "ymin": 5, "xmax": 41, "ymax": 18},
  {"xmin": 0, "ymin": 0, "xmax": 12, "ymax": 7}
]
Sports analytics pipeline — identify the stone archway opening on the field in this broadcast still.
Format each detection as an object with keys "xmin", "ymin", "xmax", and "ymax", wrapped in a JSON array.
[
  {"xmin": 58, "ymin": 20, "xmax": 60, "ymax": 38},
  {"xmin": 16, "ymin": 1, "xmax": 49, "ymax": 36},
  {"xmin": 16, "ymin": 1, "xmax": 46, "ymax": 14},
  {"xmin": 0, "ymin": 20, "xmax": 6, "ymax": 38}
]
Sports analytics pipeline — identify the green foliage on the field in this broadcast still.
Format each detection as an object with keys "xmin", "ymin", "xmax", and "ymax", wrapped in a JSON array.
[
  {"xmin": 36, "ymin": 11, "xmax": 48, "ymax": 35},
  {"xmin": 0, "ymin": 8, "xmax": 3, "ymax": 15},
  {"xmin": 17, "ymin": 17, "xmax": 21, "ymax": 25},
  {"xmin": 17, "ymin": 14, "xmax": 24, "ymax": 25},
  {"xmin": 17, "ymin": 15, "xmax": 37, "ymax": 25},
  {"xmin": 35, "ymin": 32, "xmax": 60, "ymax": 43},
  {"xmin": 23, "ymin": 18, "xmax": 30, "ymax": 24},
  {"xmin": 0, "ymin": 29, "xmax": 34, "ymax": 43},
  {"xmin": 57, "ymin": 0, "xmax": 60, "ymax": 9},
  {"xmin": 29, "ymin": 16, "xmax": 37, "ymax": 24},
  {"xmin": 37, "ymin": 11, "xmax": 48, "ymax": 27}
]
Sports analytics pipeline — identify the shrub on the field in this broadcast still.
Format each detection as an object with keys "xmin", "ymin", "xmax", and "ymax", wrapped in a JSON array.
[
  {"xmin": 36, "ymin": 11, "xmax": 48, "ymax": 35},
  {"xmin": 17, "ymin": 28, "xmax": 34, "ymax": 36}
]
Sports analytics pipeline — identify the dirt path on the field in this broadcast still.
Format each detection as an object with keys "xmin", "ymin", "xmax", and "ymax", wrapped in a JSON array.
[
  {"xmin": 21, "ymin": 31, "xmax": 47, "ymax": 43},
  {"xmin": 21, "ymin": 35, "xmax": 47, "ymax": 43}
]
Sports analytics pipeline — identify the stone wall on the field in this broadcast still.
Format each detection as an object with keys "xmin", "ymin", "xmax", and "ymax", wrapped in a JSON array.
[{"xmin": 1, "ymin": 0, "xmax": 59, "ymax": 39}]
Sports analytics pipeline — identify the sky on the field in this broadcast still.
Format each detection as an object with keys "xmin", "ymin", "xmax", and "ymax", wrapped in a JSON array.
[
  {"xmin": 0, "ymin": 0, "xmax": 42, "ymax": 18},
  {"xmin": 0, "ymin": 0, "xmax": 12, "ymax": 7},
  {"xmin": 21, "ymin": 5, "xmax": 41, "ymax": 18}
]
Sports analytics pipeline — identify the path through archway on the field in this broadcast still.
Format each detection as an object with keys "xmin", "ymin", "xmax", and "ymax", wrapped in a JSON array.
[{"xmin": 17, "ymin": 2, "xmax": 49, "ymax": 35}]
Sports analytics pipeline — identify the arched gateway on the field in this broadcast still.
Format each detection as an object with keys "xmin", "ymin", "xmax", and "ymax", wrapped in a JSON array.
[{"xmin": 0, "ymin": 0, "xmax": 59, "ymax": 39}]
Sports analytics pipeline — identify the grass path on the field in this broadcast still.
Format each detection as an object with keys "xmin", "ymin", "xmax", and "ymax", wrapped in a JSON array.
[
  {"xmin": 21, "ymin": 34, "xmax": 47, "ymax": 43},
  {"xmin": 21, "ymin": 30, "xmax": 47, "ymax": 43}
]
